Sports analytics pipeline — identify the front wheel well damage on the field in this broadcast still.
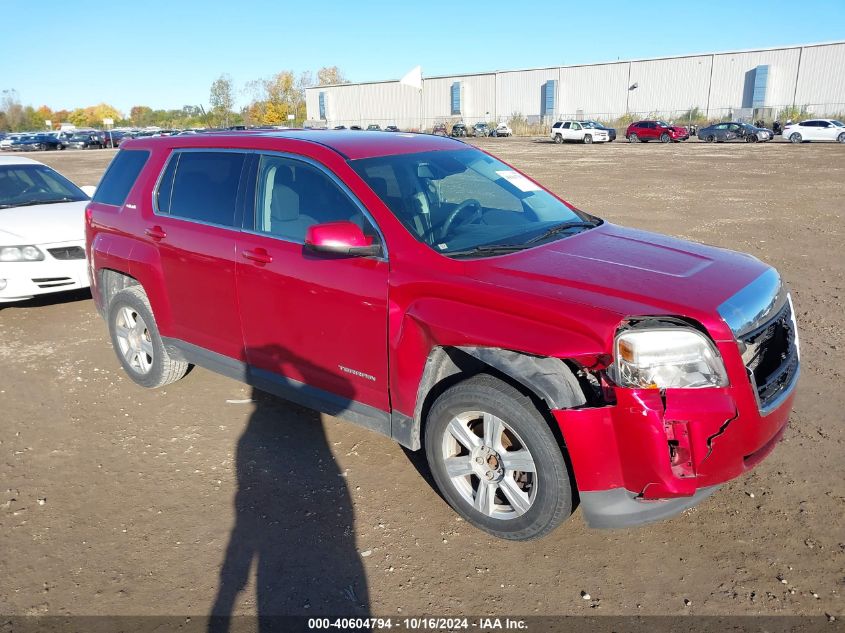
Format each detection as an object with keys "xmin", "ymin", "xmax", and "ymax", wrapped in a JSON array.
[{"xmin": 412, "ymin": 346, "xmax": 591, "ymax": 449}]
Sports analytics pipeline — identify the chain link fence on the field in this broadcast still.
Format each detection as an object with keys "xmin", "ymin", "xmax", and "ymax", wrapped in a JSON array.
[{"xmin": 318, "ymin": 103, "xmax": 845, "ymax": 136}]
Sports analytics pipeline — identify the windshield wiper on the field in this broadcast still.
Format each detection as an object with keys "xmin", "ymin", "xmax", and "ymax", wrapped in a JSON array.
[
  {"xmin": 524, "ymin": 220, "xmax": 599, "ymax": 245},
  {"xmin": 0, "ymin": 197, "xmax": 75, "ymax": 209},
  {"xmin": 446, "ymin": 244, "xmax": 529, "ymax": 258}
]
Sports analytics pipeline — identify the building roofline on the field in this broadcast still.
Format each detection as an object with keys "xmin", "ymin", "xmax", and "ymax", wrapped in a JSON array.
[{"xmin": 306, "ymin": 40, "xmax": 845, "ymax": 90}]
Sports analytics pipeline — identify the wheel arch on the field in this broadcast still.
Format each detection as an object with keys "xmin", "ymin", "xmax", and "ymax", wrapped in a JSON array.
[{"xmin": 405, "ymin": 345, "xmax": 589, "ymax": 451}]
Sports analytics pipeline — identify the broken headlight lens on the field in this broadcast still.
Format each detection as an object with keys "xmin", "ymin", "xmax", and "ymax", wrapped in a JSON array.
[{"xmin": 610, "ymin": 328, "xmax": 728, "ymax": 389}]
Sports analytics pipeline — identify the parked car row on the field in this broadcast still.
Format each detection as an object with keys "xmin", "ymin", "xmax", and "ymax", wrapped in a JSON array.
[
  {"xmin": 450, "ymin": 122, "xmax": 513, "ymax": 138},
  {"xmin": 545, "ymin": 118, "xmax": 844, "ymax": 145}
]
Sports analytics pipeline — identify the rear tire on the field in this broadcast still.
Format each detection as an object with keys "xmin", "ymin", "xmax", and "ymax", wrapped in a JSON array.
[
  {"xmin": 705, "ymin": 135, "xmax": 715, "ymax": 143},
  {"xmin": 553, "ymin": 134, "xmax": 563, "ymax": 144},
  {"xmin": 108, "ymin": 286, "xmax": 189, "ymax": 389},
  {"xmin": 628, "ymin": 133, "xmax": 639, "ymax": 143},
  {"xmin": 789, "ymin": 133, "xmax": 802, "ymax": 144},
  {"xmin": 424, "ymin": 374, "xmax": 573, "ymax": 541}
]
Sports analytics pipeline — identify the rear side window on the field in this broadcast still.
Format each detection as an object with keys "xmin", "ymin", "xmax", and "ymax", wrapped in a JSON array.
[
  {"xmin": 156, "ymin": 151, "xmax": 245, "ymax": 227},
  {"xmin": 93, "ymin": 149, "xmax": 149, "ymax": 206}
]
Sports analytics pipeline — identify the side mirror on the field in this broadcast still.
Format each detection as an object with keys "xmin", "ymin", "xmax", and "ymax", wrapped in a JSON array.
[
  {"xmin": 80, "ymin": 185, "xmax": 96, "ymax": 197},
  {"xmin": 304, "ymin": 221, "xmax": 381, "ymax": 257}
]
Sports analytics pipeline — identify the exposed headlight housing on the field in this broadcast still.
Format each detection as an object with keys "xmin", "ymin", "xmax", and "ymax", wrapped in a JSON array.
[
  {"xmin": 0, "ymin": 245, "xmax": 45, "ymax": 262},
  {"xmin": 609, "ymin": 327, "xmax": 728, "ymax": 389}
]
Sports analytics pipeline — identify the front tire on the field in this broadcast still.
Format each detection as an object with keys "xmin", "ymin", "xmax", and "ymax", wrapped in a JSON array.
[
  {"xmin": 838, "ymin": 132, "xmax": 845, "ymax": 143},
  {"xmin": 108, "ymin": 286, "xmax": 189, "ymax": 389},
  {"xmin": 660, "ymin": 132, "xmax": 671, "ymax": 143},
  {"xmin": 583, "ymin": 134, "xmax": 592, "ymax": 144},
  {"xmin": 424, "ymin": 374, "xmax": 573, "ymax": 541}
]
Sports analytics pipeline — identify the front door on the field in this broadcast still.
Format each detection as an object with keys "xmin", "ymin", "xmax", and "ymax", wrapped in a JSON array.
[{"xmin": 235, "ymin": 152, "xmax": 390, "ymax": 412}]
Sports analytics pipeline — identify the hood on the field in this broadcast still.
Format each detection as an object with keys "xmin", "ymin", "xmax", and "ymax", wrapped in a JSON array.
[
  {"xmin": 470, "ymin": 223, "xmax": 770, "ymax": 339},
  {"xmin": 0, "ymin": 200, "xmax": 88, "ymax": 245},
  {"xmin": 670, "ymin": 126, "xmax": 688, "ymax": 133}
]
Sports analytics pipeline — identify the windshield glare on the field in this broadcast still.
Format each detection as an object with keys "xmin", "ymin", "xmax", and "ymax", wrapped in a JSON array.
[
  {"xmin": 350, "ymin": 149, "xmax": 597, "ymax": 256},
  {"xmin": 0, "ymin": 164, "xmax": 88, "ymax": 208}
]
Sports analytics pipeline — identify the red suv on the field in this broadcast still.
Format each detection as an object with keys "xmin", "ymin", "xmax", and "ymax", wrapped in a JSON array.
[
  {"xmin": 626, "ymin": 120, "xmax": 690, "ymax": 143},
  {"xmin": 85, "ymin": 132, "xmax": 798, "ymax": 540}
]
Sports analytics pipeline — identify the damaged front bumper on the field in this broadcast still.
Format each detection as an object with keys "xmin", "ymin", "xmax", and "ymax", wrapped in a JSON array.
[{"xmin": 553, "ymin": 380, "xmax": 795, "ymax": 528}]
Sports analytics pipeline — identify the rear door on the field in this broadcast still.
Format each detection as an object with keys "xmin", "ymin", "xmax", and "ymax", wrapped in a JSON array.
[
  {"xmin": 799, "ymin": 121, "xmax": 819, "ymax": 140},
  {"xmin": 147, "ymin": 149, "xmax": 247, "ymax": 360},
  {"xmin": 560, "ymin": 122, "xmax": 573, "ymax": 140},
  {"xmin": 235, "ymin": 151, "xmax": 390, "ymax": 412}
]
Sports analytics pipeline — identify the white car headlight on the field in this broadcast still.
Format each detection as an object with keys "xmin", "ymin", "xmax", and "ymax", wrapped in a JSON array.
[
  {"xmin": 0, "ymin": 245, "xmax": 45, "ymax": 262},
  {"xmin": 610, "ymin": 327, "xmax": 728, "ymax": 389}
]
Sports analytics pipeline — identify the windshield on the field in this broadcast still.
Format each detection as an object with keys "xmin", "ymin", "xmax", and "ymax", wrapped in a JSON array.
[
  {"xmin": 656, "ymin": 121, "xmax": 671, "ymax": 128},
  {"xmin": 0, "ymin": 164, "xmax": 88, "ymax": 208},
  {"xmin": 582, "ymin": 121, "xmax": 600, "ymax": 128},
  {"xmin": 350, "ymin": 148, "xmax": 598, "ymax": 257},
  {"xmin": 831, "ymin": 120, "xmax": 845, "ymax": 127}
]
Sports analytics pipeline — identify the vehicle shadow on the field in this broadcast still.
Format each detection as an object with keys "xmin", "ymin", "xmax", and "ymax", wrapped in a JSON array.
[
  {"xmin": 209, "ymin": 345, "xmax": 369, "ymax": 632},
  {"xmin": 0, "ymin": 288, "xmax": 91, "ymax": 311}
]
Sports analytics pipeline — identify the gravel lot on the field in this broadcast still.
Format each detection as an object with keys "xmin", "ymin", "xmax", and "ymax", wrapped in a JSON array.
[{"xmin": 2, "ymin": 139, "xmax": 843, "ymax": 619}]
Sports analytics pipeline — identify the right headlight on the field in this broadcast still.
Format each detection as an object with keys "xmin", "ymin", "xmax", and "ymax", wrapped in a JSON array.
[
  {"xmin": 0, "ymin": 245, "xmax": 45, "ymax": 262},
  {"xmin": 609, "ymin": 327, "xmax": 728, "ymax": 389}
]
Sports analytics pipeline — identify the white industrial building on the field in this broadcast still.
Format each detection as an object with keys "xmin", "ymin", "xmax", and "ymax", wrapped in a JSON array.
[{"xmin": 305, "ymin": 40, "xmax": 845, "ymax": 131}]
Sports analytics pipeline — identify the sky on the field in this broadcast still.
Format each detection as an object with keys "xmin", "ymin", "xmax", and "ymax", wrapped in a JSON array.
[{"xmin": 2, "ymin": 0, "xmax": 844, "ymax": 114}]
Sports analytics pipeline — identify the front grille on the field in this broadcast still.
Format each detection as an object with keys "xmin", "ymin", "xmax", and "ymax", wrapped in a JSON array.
[
  {"xmin": 740, "ymin": 300, "xmax": 798, "ymax": 411},
  {"xmin": 47, "ymin": 246, "xmax": 85, "ymax": 260},
  {"xmin": 32, "ymin": 277, "xmax": 75, "ymax": 288}
]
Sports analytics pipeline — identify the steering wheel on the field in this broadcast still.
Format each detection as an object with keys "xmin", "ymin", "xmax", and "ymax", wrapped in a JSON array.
[
  {"xmin": 440, "ymin": 199, "xmax": 482, "ymax": 239},
  {"xmin": 20, "ymin": 184, "xmax": 49, "ymax": 198}
]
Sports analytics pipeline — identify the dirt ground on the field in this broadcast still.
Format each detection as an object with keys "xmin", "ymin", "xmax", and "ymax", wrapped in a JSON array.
[{"xmin": 1, "ymin": 139, "xmax": 843, "ymax": 620}]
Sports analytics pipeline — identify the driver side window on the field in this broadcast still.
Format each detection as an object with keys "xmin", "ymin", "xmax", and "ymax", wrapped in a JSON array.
[{"xmin": 253, "ymin": 155, "xmax": 373, "ymax": 242}]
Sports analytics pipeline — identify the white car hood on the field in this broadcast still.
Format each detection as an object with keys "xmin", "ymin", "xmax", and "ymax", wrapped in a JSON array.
[{"xmin": 0, "ymin": 200, "xmax": 88, "ymax": 246}]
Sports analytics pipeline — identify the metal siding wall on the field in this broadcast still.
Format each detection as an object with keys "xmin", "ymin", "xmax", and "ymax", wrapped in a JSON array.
[
  {"xmin": 461, "ymin": 74, "xmax": 496, "ymax": 121},
  {"xmin": 559, "ymin": 63, "xmax": 629, "ymax": 119},
  {"xmin": 496, "ymin": 68, "xmax": 560, "ymax": 119},
  {"xmin": 305, "ymin": 88, "xmax": 320, "ymax": 120},
  {"xmin": 626, "ymin": 56, "xmax": 712, "ymax": 116},
  {"xmin": 305, "ymin": 42, "xmax": 845, "ymax": 128},
  {"xmin": 709, "ymin": 48, "xmax": 800, "ymax": 112},
  {"xmin": 794, "ymin": 43, "xmax": 845, "ymax": 110}
]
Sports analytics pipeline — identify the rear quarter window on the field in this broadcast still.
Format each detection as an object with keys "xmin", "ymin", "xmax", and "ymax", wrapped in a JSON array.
[
  {"xmin": 155, "ymin": 150, "xmax": 245, "ymax": 227},
  {"xmin": 93, "ymin": 149, "xmax": 150, "ymax": 206}
]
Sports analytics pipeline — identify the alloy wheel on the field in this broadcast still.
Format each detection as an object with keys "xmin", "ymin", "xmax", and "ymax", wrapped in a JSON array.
[
  {"xmin": 114, "ymin": 306, "xmax": 154, "ymax": 375},
  {"xmin": 440, "ymin": 410, "xmax": 537, "ymax": 519}
]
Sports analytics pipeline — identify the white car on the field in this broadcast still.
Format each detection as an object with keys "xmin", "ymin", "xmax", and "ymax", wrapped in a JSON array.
[
  {"xmin": 550, "ymin": 120, "xmax": 609, "ymax": 144},
  {"xmin": 0, "ymin": 156, "xmax": 96, "ymax": 303},
  {"xmin": 492, "ymin": 123, "xmax": 512, "ymax": 137},
  {"xmin": 0, "ymin": 133, "xmax": 26, "ymax": 151},
  {"xmin": 782, "ymin": 119, "xmax": 845, "ymax": 143}
]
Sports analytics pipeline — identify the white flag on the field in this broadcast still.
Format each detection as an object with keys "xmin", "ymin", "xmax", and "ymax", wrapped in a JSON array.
[{"xmin": 399, "ymin": 65, "xmax": 422, "ymax": 91}]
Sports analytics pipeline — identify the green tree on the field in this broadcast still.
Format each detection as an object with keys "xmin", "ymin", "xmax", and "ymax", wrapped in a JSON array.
[{"xmin": 209, "ymin": 74, "xmax": 235, "ymax": 127}]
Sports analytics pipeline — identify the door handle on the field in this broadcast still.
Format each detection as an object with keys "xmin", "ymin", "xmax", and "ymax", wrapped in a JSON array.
[
  {"xmin": 242, "ymin": 248, "xmax": 273, "ymax": 265},
  {"xmin": 145, "ymin": 225, "xmax": 166, "ymax": 240}
]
